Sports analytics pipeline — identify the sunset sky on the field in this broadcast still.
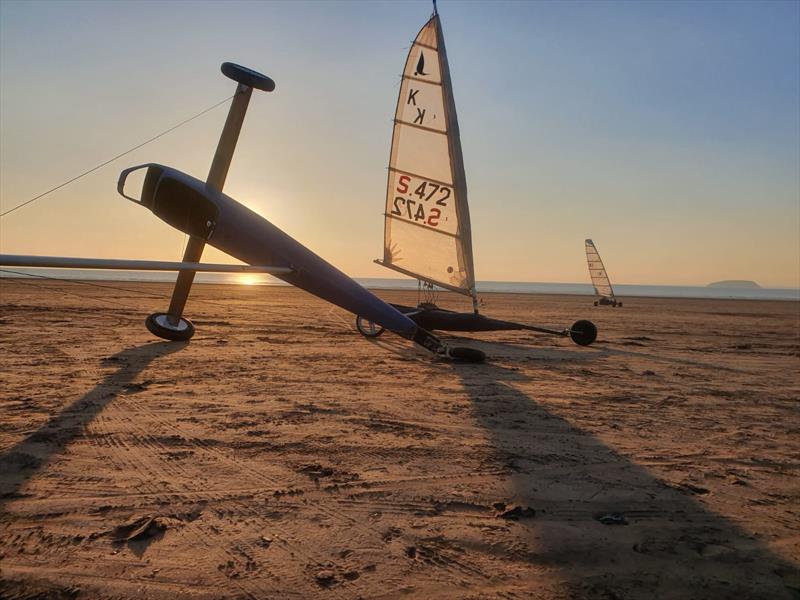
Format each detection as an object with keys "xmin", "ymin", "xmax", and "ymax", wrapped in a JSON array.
[{"xmin": 1, "ymin": 0, "xmax": 798, "ymax": 288}]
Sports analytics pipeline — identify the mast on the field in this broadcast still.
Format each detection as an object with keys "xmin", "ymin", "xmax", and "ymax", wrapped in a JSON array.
[{"xmin": 433, "ymin": 12, "xmax": 479, "ymax": 313}]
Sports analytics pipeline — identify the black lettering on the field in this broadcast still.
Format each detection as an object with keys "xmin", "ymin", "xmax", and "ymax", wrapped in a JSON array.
[
  {"xmin": 414, "ymin": 108, "xmax": 426, "ymax": 124},
  {"xmin": 425, "ymin": 183, "xmax": 440, "ymax": 201},
  {"xmin": 406, "ymin": 199, "xmax": 416, "ymax": 219},
  {"xmin": 407, "ymin": 89, "xmax": 419, "ymax": 106}
]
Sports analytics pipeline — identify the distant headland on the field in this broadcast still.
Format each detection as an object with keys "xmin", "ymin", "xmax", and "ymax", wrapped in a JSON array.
[{"xmin": 707, "ymin": 280, "xmax": 761, "ymax": 289}]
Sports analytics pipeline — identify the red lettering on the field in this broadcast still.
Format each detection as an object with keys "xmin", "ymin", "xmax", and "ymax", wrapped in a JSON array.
[
  {"xmin": 396, "ymin": 175, "xmax": 410, "ymax": 194},
  {"xmin": 427, "ymin": 208, "xmax": 441, "ymax": 227}
]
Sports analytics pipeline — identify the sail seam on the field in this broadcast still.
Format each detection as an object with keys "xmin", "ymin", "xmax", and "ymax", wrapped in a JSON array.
[
  {"xmin": 413, "ymin": 41, "xmax": 438, "ymax": 51},
  {"xmin": 393, "ymin": 119, "xmax": 447, "ymax": 136},
  {"xmin": 402, "ymin": 74, "xmax": 443, "ymax": 86},
  {"xmin": 375, "ymin": 260, "xmax": 471, "ymax": 297},
  {"xmin": 384, "ymin": 213, "xmax": 459, "ymax": 238}
]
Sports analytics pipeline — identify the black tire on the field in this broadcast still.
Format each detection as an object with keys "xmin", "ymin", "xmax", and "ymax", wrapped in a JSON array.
[
  {"xmin": 145, "ymin": 312, "xmax": 195, "ymax": 341},
  {"xmin": 221, "ymin": 63, "xmax": 275, "ymax": 92},
  {"xmin": 356, "ymin": 316, "xmax": 385, "ymax": 338},
  {"xmin": 569, "ymin": 319, "xmax": 597, "ymax": 346},
  {"xmin": 618, "ymin": 302, "xmax": 623, "ymax": 307},
  {"xmin": 448, "ymin": 346, "xmax": 486, "ymax": 363},
  {"xmin": 593, "ymin": 301, "xmax": 599, "ymax": 307}
]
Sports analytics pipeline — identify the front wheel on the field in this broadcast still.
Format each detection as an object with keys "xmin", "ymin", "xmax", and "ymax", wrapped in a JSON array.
[
  {"xmin": 569, "ymin": 319, "xmax": 597, "ymax": 346},
  {"xmin": 356, "ymin": 316, "xmax": 385, "ymax": 338},
  {"xmin": 145, "ymin": 312, "xmax": 195, "ymax": 341}
]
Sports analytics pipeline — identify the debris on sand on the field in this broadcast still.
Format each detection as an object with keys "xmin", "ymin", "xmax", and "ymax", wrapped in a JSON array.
[
  {"xmin": 299, "ymin": 463, "xmax": 335, "ymax": 479},
  {"xmin": 596, "ymin": 512, "xmax": 628, "ymax": 525},
  {"xmin": 315, "ymin": 569, "xmax": 337, "ymax": 588},
  {"xmin": 111, "ymin": 515, "xmax": 178, "ymax": 543},
  {"xmin": 298, "ymin": 463, "xmax": 360, "ymax": 484}
]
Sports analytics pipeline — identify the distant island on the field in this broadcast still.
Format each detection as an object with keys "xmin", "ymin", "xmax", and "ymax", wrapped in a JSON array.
[{"xmin": 707, "ymin": 280, "xmax": 761, "ymax": 289}]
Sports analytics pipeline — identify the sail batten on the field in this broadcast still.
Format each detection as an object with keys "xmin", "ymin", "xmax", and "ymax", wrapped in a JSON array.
[
  {"xmin": 380, "ymin": 14, "xmax": 476, "ymax": 298},
  {"xmin": 393, "ymin": 119, "xmax": 449, "ymax": 136},
  {"xmin": 402, "ymin": 75, "xmax": 443, "ymax": 86},
  {"xmin": 414, "ymin": 43, "xmax": 438, "ymax": 53},
  {"xmin": 585, "ymin": 239, "xmax": 615, "ymax": 301},
  {"xmin": 384, "ymin": 213, "xmax": 461, "ymax": 239}
]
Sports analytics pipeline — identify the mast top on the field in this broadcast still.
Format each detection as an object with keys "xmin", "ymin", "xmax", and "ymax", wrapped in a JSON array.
[{"xmin": 432, "ymin": 0, "xmax": 438, "ymax": 16}]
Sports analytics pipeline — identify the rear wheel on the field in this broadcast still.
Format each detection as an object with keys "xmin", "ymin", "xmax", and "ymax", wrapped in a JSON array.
[
  {"xmin": 447, "ymin": 346, "xmax": 486, "ymax": 363},
  {"xmin": 569, "ymin": 319, "xmax": 597, "ymax": 346},
  {"xmin": 145, "ymin": 312, "xmax": 195, "ymax": 341},
  {"xmin": 593, "ymin": 301, "xmax": 599, "ymax": 306},
  {"xmin": 356, "ymin": 316, "xmax": 385, "ymax": 338}
]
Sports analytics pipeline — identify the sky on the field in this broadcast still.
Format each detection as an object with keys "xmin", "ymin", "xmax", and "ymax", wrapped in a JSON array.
[{"xmin": 1, "ymin": 0, "xmax": 798, "ymax": 288}]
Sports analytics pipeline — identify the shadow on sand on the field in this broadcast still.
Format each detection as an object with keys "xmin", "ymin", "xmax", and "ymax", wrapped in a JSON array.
[
  {"xmin": 446, "ymin": 333, "xmax": 756, "ymax": 374},
  {"xmin": 451, "ymin": 353, "xmax": 798, "ymax": 599},
  {"xmin": 0, "ymin": 341, "xmax": 187, "ymax": 508}
]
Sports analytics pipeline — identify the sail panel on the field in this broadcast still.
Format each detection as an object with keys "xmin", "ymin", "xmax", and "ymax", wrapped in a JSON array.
[
  {"xmin": 395, "ymin": 80, "xmax": 446, "ymax": 132},
  {"xmin": 386, "ymin": 170, "xmax": 459, "ymax": 236},
  {"xmin": 585, "ymin": 239, "xmax": 615, "ymax": 299},
  {"xmin": 413, "ymin": 20, "xmax": 439, "ymax": 50},
  {"xmin": 405, "ymin": 36, "xmax": 441, "ymax": 84},
  {"xmin": 390, "ymin": 125, "xmax": 452, "ymax": 183},
  {"xmin": 384, "ymin": 218, "xmax": 470, "ymax": 289},
  {"xmin": 381, "ymin": 14, "xmax": 475, "ymax": 297}
]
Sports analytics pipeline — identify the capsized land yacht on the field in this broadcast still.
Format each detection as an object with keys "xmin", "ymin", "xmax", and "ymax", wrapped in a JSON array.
[{"xmin": 0, "ymin": 62, "xmax": 489, "ymax": 362}]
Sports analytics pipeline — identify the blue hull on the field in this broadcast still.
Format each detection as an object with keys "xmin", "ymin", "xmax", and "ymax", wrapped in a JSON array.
[{"xmin": 133, "ymin": 165, "xmax": 419, "ymax": 338}]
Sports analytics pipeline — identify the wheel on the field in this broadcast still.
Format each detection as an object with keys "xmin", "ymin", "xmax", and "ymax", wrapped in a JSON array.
[
  {"xmin": 145, "ymin": 312, "xmax": 195, "ymax": 341},
  {"xmin": 569, "ymin": 319, "xmax": 597, "ymax": 346},
  {"xmin": 618, "ymin": 302, "xmax": 623, "ymax": 307},
  {"xmin": 356, "ymin": 316, "xmax": 385, "ymax": 338},
  {"xmin": 447, "ymin": 346, "xmax": 486, "ymax": 363},
  {"xmin": 593, "ymin": 301, "xmax": 599, "ymax": 307},
  {"xmin": 221, "ymin": 62, "xmax": 275, "ymax": 92}
]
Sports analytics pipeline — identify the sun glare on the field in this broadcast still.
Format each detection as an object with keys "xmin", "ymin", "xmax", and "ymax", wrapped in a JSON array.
[{"xmin": 238, "ymin": 274, "xmax": 262, "ymax": 286}]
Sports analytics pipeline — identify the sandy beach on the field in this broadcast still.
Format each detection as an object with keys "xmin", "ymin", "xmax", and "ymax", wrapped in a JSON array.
[{"xmin": 0, "ymin": 280, "xmax": 798, "ymax": 599}]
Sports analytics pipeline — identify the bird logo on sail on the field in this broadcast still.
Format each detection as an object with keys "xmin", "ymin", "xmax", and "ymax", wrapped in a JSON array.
[{"xmin": 414, "ymin": 52, "xmax": 428, "ymax": 76}]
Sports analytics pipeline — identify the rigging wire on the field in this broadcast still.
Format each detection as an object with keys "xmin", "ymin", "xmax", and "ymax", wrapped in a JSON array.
[
  {"xmin": 0, "ymin": 268, "xmax": 229, "ymax": 309},
  {"xmin": 0, "ymin": 95, "xmax": 234, "ymax": 218},
  {"xmin": 1, "ymin": 269, "xmax": 138, "ymax": 309}
]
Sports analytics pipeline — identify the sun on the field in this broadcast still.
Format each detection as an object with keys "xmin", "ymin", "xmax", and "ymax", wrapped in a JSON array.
[{"xmin": 237, "ymin": 274, "xmax": 262, "ymax": 286}]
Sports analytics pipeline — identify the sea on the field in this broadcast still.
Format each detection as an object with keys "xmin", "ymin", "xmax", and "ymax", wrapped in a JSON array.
[{"xmin": 1, "ymin": 268, "xmax": 797, "ymax": 301}]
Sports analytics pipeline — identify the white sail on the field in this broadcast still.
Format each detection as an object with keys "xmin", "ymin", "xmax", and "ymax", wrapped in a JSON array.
[
  {"xmin": 585, "ymin": 239, "xmax": 615, "ymax": 300},
  {"xmin": 378, "ymin": 13, "xmax": 476, "ymax": 299}
]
